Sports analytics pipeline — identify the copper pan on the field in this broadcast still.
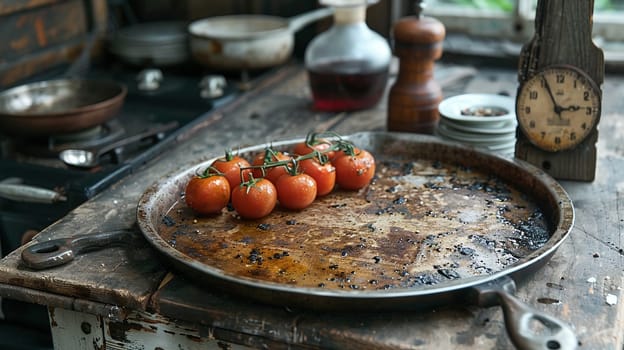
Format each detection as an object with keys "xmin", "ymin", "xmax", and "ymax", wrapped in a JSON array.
[{"xmin": 0, "ymin": 79, "xmax": 126, "ymax": 137}]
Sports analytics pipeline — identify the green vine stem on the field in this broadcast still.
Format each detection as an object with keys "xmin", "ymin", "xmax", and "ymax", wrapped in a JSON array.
[
  {"xmin": 194, "ymin": 166, "xmax": 224, "ymax": 178},
  {"xmin": 236, "ymin": 132, "xmax": 359, "ymax": 186}
]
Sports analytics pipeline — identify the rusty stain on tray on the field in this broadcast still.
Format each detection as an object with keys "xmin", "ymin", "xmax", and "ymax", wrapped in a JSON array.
[{"xmin": 156, "ymin": 156, "xmax": 549, "ymax": 291}]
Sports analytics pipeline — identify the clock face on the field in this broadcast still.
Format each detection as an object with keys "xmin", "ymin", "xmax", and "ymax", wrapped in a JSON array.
[{"xmin": 516, "ymin": 66, "xmax": 601, "ymax": 152}]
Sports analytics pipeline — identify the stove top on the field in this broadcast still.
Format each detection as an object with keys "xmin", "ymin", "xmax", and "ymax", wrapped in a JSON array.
[{"xmin": 0, "ymin": 62, "xmax": 243, "ymax": 256}]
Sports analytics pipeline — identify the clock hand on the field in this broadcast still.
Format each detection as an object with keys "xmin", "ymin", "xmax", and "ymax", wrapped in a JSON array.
[
  {"xmin": 561, "ymin": 105, "xmax": 581, "ymax": 112},
  {"xmin": 541, "ymin": 76, "xmax": 563, "ymax": 114}
]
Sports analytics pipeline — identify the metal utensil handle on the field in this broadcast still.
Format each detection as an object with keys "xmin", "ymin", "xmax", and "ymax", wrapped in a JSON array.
[
  {"xmin": 59, "ymin": 121, "xmax": 179, "ymax": 168},
  {"xmin": 21, "ymin": 230, "xmax": 133, "ymax": 270},
  {"xmin": 94, "ymin": 121, "xmax": 179, "ymax": 158},
  {"xmin": 471, "ymin": 276, "xmax": 577, "ymax": 350},
  {"xmin": 0, "ymin": 183, "xmax": 66, "ymax": 203}
]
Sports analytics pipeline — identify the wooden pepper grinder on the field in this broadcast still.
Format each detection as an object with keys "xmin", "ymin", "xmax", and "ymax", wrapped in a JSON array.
[{"xmin": 387, "ymin": 1, "xmax": 445, "ymax": 134}]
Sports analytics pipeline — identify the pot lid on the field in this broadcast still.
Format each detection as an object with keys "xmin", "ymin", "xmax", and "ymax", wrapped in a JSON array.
[{"xmin": 112, "ymin": 21, "xmax": 188, "ymax": 47}]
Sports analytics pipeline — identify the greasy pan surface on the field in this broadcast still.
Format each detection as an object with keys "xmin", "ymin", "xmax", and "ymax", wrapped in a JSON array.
[{"xmin": 137, "ymin": 132, "xmax": 573, "ymax": 310}]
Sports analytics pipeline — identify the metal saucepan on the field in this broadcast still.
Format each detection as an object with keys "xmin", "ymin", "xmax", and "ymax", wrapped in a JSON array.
[
  {"xmin": 109, "ymin": 21, "xmax": 190, "ymax": 67},
  {"xmin": 0, "ymin": 79, "xmax": 127, "ymax": 137},
  {"xmin": 22, "ymin": 132, "xmax": 576, "ymax": 349},
  {"xmin": 188, "ymin": 7, "xmax": 333, "ymax": 70}
]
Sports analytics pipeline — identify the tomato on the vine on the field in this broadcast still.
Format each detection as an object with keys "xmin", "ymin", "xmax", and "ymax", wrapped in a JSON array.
[
  {"xmin": 210, "ymin": 151, "xmax": 252, "ymax": 189},
  {"xmin": 330, "ymin": 144, "xmax": 358, "ymax": 162},
  {"xmin": 333, "ymin": 148, "xmax": 376, "ymax": 190},
  {"xmin": 185, "ymin": 170, "xmax": 231, "ymax": 215},
  {"xmin": 251, "ymin": 150, "xmax": 292, "ymax": 184},
  {"xmin": 231, "ymin": 177, "xmax": 277, "ymax": 219},
  {"xmin": 293, "ymin": 138, "xmax": 335, "ymax": 160},
  {"xmin": 275, "ymin": 172, "xmax": 317, "ymax": 210},
  {"xmin": 299, "ymin": 157, "xmax": 336, "ymax": 196}
]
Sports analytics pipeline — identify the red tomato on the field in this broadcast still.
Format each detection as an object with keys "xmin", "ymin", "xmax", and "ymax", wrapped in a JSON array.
[
  {"xmin": 211, "ymin": 154, "xmax": 252, "ymax": 189},
  {"xmin": 330, "ymin": 146, "xmax": 357, "ymax": 162},
  {"xmin": 333, "ymin": 149, "xmax": 376, "ymax": 190},
  {"xmin": 299, "ymin": 158, "xmax": 336, "ymax": 196},
  {"xmin": 231, "ymin": 178, "xmax": 277, "ymax": 219},
  {"xmin": 275, "ymin": 173, "xmax": 317, "ymax": 210},
  {"xmin": 293, "ymin": 138, "xmax": 335, "ymax": 160},
  {"xmin": 184, "ymin": 174, "xmax": 230, "ymax": 215},
  {"xmin": 251, "ymin": 151, "xmax": 292, "ymax": 184}
]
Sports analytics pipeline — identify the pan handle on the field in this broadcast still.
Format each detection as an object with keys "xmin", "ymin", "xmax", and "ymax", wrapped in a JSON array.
[
  {"xmin": 471, "ymin": 276, "xmax": 577, "ymax": 350},
  {"xmin": 288, "ymin": 7, "xmax": 334, "ymax": 32},
  {"xmin": 21, "ymin": 230, "xmax": 134, "ymax": 270}
]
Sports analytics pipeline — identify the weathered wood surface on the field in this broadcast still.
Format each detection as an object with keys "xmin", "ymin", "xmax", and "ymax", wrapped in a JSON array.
[
  {"xmin": 0, "ymin": 0, "xmax": 109, "ymax": 87},
  {"xmin": 0, "ymin": 61, "xmax": 622, "ymax": 349},
  {"xmin": 515, "ymin": 0, "xmax": 604, "ymax": 181}
]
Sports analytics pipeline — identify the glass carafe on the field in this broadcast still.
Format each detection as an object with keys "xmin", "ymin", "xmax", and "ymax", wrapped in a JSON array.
[{"xmin": 305, "ymin": 0, "xmax": 391, "ymax": 111}]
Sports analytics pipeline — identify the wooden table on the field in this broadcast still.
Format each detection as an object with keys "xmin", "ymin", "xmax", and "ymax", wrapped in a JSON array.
[{"xmin": 0, "ymin": 60, "xmax": 622, "ymax": 350}]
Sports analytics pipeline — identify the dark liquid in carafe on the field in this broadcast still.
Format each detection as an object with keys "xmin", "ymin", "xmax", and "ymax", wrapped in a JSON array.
[{"xmin": 308, "ymin": 60, "xmax": 388, "ymax": 112}]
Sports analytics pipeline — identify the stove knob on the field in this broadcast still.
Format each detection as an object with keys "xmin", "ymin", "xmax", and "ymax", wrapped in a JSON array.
[
  {"xmin": 137, "ymin": 69, "xmax": 164, "ymax": 91},
  {"xmin": 199, "ymin": 75, "xmax": 227, "ymax": 99}
]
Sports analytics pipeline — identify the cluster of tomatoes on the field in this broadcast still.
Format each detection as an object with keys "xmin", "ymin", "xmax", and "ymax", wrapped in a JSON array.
[{"xmin": 184, "ymin": 133, "xmax": 376, "ymax": 220}]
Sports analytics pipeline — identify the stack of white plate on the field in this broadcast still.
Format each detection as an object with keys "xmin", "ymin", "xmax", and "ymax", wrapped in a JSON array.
[{"xmin": 437, "ymin": 94, "xmax": 517, "ymax": 156}]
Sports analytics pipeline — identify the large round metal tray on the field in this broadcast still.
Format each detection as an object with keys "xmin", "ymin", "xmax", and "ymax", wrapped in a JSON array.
[{"xmin": 137, "ymin": 132, "xmax": 574, "ymax": 311}]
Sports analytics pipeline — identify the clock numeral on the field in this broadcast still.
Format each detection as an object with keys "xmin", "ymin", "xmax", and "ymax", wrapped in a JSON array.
[
  {"xmin": 581, "ymin": 122, "xmax": 587, "ymax": 130},
  {"xmin": 585, "ymin": 107, "xmax": 593, "ymax": 115},
  {"xmin": 541, "ymin": 132, "xmax": 546, "ymax": 139},
  {"xmin": 554, "ymin": 136, "xmax": 561, "ymax": 145},
  {"xmin": 556, "ymin": 74, "xmax": 565, "ymax": 83},
  {"xmin": 570, "ymin": 132, "xmax": 577, "ymax": 141},
  {"xmin": 529, "ymin": 91, "xmax": 538, "ymax": 100},
  {"xmin": 583, "ymin": 91, "xmax": 590, "ymax": 101},
  {"xmin": 529, "ymin": 120, "xmax": 536, "ymax": 128},
  {"xmin": 573, "ymin": 80, "xmax": 578, "ymax": 88},
  {"xmin": 524, "ymin": 106, "xmax": 531, "ymax": 114}
]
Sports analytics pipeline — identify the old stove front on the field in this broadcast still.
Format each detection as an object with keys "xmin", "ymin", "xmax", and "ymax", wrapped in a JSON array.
[{"xmin": 0, "ymin": 62, "xmax": 242, "ymax": 349}]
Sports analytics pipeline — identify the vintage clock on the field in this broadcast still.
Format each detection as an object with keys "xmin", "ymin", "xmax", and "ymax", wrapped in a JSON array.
[{"xmin": 515, "ymin": 0, "xmax": 604, "ymax": 181}]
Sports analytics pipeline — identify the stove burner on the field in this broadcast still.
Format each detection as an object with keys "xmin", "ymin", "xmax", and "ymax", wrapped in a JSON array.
[
  {"xmin": 11, "ymin": 120, "xmax": 125, "ymax": 158},
  {"xmin": 52, "ymin": 125, "xmax": 106, "ymax": 143}
]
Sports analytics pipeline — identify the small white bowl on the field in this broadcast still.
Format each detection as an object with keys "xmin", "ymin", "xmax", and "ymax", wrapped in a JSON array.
[{"xmin": 438, "ymin": 94, "xmax": 516, "ymax": 125}]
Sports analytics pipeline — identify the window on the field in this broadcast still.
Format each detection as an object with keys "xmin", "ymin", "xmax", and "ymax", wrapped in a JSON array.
[{"xmin": 421, "ymin": 0, "xmax": 624, "ymax": 65}]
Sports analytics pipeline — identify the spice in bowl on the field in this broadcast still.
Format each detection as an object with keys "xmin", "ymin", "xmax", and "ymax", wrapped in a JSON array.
[{"xmin": 461, "ymin": 106, "xmax": 508, "ymax": 117}]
